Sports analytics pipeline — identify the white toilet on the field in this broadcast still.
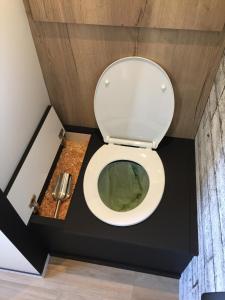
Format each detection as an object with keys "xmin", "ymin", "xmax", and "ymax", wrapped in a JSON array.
[{"xmin": 83, "ymin": 57, "xmax": 174, "ymax": 226}]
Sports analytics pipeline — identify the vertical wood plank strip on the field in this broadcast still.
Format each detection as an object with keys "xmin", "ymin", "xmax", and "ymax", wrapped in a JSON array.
[
  {"xmin": 207, "ymin": 87, "xmax": 225, "ymax": 290},
  {"xmin": 211, "ymin": 109, "xmax": 225, "ymax": 271},
  {"xmin": 180, "ymin": 52, "xmax": 225, "ymax": 299},
  {"xmin": 199, "ymin": 109, "xmax": 215, "ymax": 292},
  {"xmin": 195, "ymin": 132, "xmax": 204, "ymax": 300}
]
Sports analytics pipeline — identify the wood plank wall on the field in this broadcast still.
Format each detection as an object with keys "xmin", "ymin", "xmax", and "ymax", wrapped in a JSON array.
[
  {"xmin": 24, "ymin": 0, "xmax": 225, "ymax": 139},
  {"xmin": 28, "ymin": 0, "xmax": 225, "ymax": 31},
  {"xmin": 180, "ymin": 52, "xmax": 225, "ymax": 299}
]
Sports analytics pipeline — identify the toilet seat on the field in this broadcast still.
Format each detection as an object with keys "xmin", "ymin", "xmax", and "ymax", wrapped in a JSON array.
[
  {"xmin": 94, "ymin": 56, "xmax": 174, "ymax": 149},
  {"xmin": 83, "ymin": 56, "xmax": 174, "ymax": 226},
  {"xmin": 83, "ymin": 144, "xmax": 165, "ymax": 226}
]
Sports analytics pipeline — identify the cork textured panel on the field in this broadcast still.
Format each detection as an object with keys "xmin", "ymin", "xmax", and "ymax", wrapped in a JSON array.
[{"xmin": 38, "ymin": 137, "xmax": 90, "ymax": 220}]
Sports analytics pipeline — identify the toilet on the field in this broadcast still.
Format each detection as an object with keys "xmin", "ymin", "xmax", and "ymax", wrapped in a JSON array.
[{"xmin": 83, "ymin": 57, "xmax": 174, "ymax": 226}]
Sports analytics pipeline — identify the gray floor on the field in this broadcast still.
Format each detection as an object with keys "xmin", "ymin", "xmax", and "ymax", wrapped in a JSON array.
[{"xmin": 0, "ymin": 257, "xmax": 178, "ymax": 300}]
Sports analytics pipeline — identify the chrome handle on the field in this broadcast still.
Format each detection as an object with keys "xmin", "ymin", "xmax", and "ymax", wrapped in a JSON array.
[{"xmin": 54, "ymin": 200, "xmax": 61, "ymax": 218}]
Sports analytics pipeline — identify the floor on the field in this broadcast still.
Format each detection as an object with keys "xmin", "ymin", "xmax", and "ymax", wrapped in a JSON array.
[{"xmin": 0, "ymin": 257, "xmax": 178, "ymax": 300}]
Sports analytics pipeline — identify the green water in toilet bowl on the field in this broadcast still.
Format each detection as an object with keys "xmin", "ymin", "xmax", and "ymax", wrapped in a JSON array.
[{"xmin": 98, "ymin": 161, "xmax": 149, "ymax": 212}]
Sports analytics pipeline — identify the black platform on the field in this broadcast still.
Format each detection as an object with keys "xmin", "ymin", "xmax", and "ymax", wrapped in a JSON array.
[
  {"xmin": 202, "ymin": 293, "xmax": 225, "ymax": 300},
  {"xmin": 30, "ymin": 128, "xmax": 198, "ymax": 278}
]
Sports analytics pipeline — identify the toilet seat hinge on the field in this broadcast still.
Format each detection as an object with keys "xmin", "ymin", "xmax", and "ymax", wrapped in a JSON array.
[{"xmin": 105, "ymin": 136, "xmax": 156, "ymax": 149}]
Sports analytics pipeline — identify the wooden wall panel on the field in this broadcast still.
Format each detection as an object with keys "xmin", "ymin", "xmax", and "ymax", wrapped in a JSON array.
[
  {"xmin": 24, "ymin": 22, "xmax": 84, "ymax": 125},
  {"xmin": 180, "ymin": 52, "xmax": 225, "ymax": 299},
  {"xmin": 67, "ymin": 26, "xmax": 225, "ymax": 137},
  {"xmin": 24, "ymin": 0, "xmax": 225, "ymax": 138},
  {"xmin": 29, "ymin": 0, "xmax": 225, "ymax": 32}
]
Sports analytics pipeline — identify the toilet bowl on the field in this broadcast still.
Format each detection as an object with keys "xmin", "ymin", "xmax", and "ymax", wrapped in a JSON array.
[{"xmin": 83, "ymin": 57, "xmax": 174, "ymax": 226}]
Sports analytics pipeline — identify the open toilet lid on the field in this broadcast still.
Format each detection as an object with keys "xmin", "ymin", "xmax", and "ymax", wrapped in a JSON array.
[{"xmin": 94, "ymin": 57, "xmax": 174, "ymax": 148}]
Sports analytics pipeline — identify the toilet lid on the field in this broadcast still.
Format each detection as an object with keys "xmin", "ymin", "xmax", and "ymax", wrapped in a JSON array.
[{"xmin": 94, "ymin": 57, "xmax": 174, "ymax": 148}]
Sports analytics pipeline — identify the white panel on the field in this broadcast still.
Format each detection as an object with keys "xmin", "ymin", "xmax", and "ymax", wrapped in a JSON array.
[
  {"xmin": 0, "ymin": 0, "xmax": 50, "ymax": 191},
  {"xmin": 94, "ymin": 57, "xmax": 174, "ymax": 148},
  {"xmin": 7, "ymin": 108, "xmax": 63, "ymax": 225},
  {"xmin": 0, "ymin": 231, "xmax": 39, "ymax": 274}
]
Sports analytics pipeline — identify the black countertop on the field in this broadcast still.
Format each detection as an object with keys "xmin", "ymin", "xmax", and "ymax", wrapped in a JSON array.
[
  {"xmin": 31, "ymin": 128, "xmax": 198, "ymax": 277},
  {"xmin": 65, "ymin": 130, "xmax": 197, "ymax": 254}
]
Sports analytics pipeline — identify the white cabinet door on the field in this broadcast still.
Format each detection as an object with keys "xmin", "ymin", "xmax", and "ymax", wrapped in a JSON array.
[
  {"xmin": 7, "ymin": 107, "xmax": 64, "ymax": 224},
  {"xmin": 0, "ymin": 231, "xmax": 39, "ymax": 274}
]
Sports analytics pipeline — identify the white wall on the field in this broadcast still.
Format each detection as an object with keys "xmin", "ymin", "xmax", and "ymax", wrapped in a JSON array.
[
  {"xmin": 0, "ymin": 0, "xmax": 50, "ymax": 191},
  {"xmin": 0, "ymin": 231, "xmax": 39, "ymax": 274}
]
